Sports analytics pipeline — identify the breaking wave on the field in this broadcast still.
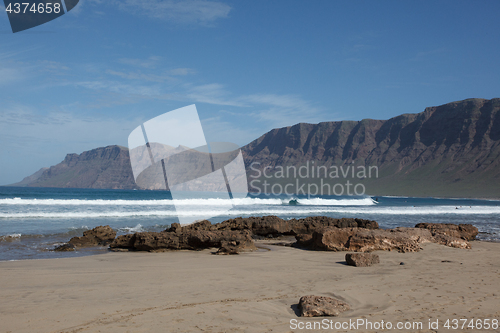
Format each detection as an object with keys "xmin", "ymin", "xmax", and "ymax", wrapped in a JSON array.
[
  {"xmin": 0, "ymin": 233, "xmax": 21, "ymax": 242},
  {"xmin": 0, "ymin": 197, "xmax": 376, "ymax": 207},
  {"xmin": 0, "ymin": 205, "xmax": 499, "ymax": 219}
]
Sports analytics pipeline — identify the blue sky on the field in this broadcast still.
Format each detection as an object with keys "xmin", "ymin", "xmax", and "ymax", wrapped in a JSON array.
[{"xmin": 0, "ymin": 0, "xmax": 499, "ymax": 185}]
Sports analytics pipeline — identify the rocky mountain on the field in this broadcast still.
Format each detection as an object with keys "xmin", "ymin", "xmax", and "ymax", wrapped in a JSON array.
[
  {"xmin": 11, "ymin": 145, "xmax": 137, "ymax": 189},
  {"xmin": 12, "ymin": 167, "xmax": 49, "ymax": 187},
  {"xmin": 11, "ymin": 98, "xmax": 500, "ymax": 197},
  {"xmin": 242, "ymin": 98, "xmax": 500, "ymax": 198}
]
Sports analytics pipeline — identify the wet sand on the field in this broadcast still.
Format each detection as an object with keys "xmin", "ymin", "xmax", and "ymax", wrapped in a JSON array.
[{"xmin": 1, "ymin": 241, "xmax": 500, "ymax": 333}]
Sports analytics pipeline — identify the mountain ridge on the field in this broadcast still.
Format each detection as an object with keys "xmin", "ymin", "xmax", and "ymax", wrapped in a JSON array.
[
  {"xmin": 10, "ymin": 98, "xmax": 500, "ymax": 198},
  {"xmin": 12, "ymin": 145, "xmax": 137, "ymax": 190},
  {"xmin": 242, "ymin": 98, "xmax": 500, "ymax": 197}
]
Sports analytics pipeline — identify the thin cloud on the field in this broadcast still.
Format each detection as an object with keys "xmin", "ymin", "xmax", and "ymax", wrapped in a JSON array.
[
  {"xmin": 169, "ymin": 68, "xmax": 196, "ymax": 76},
  {"xmin": 106, "ymin": 69, "xmax": 174, "ymax": 82},
  {"xmin": 201, "ymin": 115, "xmax": 263, "ymax": 147},
  {"xmin": 0, "ymin": 67, "xmax": 25, "ymax": 85},
  {"xmin": 118, "ymin": 56, "xmax": 162, "ymax": 69},
  {"xmin": 242, "ymin": 94, "xmax": 329, "ymax": 128},
  {"xmin": 0, "ymin": 103, "xmax": 142, "ymax": 186},
  {"xmin": 186, "ymin": 83, "xmax": 247, "ymax": 107},
  {"xmin": 104, "ymin": 0, "xmax": 231, "ymax": 25},
  {"xmin": 243, "ymin": 94, "xmax": 311, "ymax": 108},
  {"xmin": 0, "ymin": 104, "xmax": 139, "ymax": 146},
  {"xmin": 51, "ymin": 56, "xmax": 330, "ymax": 129},
  {"xmin": 250, "ymin": 106, "xmax": 327, "ymax": 129},
  {"xmin": 410, "ymin": 48, "xmax": 447, "ymax": 62},
  {"xmin": 0, "ymin": 48, "xmax": 43, "ymax": 84},
  {"xmin": 75, "ymin": 80, "xmax": 162, "ymax": 97},
  {"xmin": 73, "ymin": 75, "xmax": 329, "ymax": 127}
]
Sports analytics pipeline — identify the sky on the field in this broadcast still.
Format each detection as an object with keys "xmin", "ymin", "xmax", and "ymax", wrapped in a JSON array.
[{"xmin": 0, "ymin": 0, "xmax": 499, "ymax": 185}]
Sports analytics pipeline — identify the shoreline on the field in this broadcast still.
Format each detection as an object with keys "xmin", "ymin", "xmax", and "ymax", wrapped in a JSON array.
[
  {"xmin": 1, "ymin": 240, "xmax": 500, "ymax": 332},
  {"xmin": 3, "ymin": 237, "xmax": 500, "ymax": 263}
]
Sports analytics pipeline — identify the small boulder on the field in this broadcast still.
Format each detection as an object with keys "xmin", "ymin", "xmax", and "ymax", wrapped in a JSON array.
[
  {"xmin": 299, "ymin": 295, "xmax": 350, "ymax": 317},
  {"xmin": 345, "ymin": 253, "xmax": 380, "ymax": 267},
  {"xmin": 294, "ymin": 233, "xmax": 313, "ymax": 248},
  {"xmin": 165, "ymin": 223, "xmax": 182, "ymax": 233},
  {"xmin": 214, "ymin": 241, "xmax": 241, "ymax": 255}
]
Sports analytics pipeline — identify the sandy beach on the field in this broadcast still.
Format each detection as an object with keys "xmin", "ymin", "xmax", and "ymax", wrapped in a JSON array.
[{"xmin": 1, "ymin": 241, "xmax": 500, "ymax": 333}]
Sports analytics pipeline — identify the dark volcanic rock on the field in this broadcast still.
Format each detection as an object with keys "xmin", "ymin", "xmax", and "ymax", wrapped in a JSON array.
[
  {"xmin": 110, "ymin": 228, "xmax": 256, "ymax": 253},
  {"xmin": 183, "ymin": 230, "xmax": 254, "ymax": 251},
  {"xmin": 108, "ymin": 233, "xmax": 135, "ymax": 249},
  {"xmin": 287, "ymin": 216, "xmax": 379, "ymax": 235},
  {"xmin": 296, "ymin": 227, "xmax": 433, "ymax": 253},
  {"xmin": 415, "ymin": 223, "xmax": 478, "ymax": 241},
  {"xmin": 219, "ymin": 216, "xmax": 292, "ymax": 236},
  {"xmin": 431, "ymin": 233, "xmax": 471, "ymax": 249},
  {"xmin": 212, "ymin": 215, "xmax": 378, "ymax": 237},
  {"xmin": 299, "ymin": 228, "xmax": 355, "ymax": 251},
  {"xmin": 347, "ymin": 227, "xmax": 433, "ymax": 253},
  {"xmin": 345, "ymin": 253, "xmax": 380, "ymax": 267},
  {"xmin": 109, "ymin": 215, "xmax": 379, "ymax": 253},
  {"xmin": 296, "ymin": 225, "xmax": 473, "ymax": 252},
  {"xmin": 53, "ymin": 243, "xmax": 76, "ymax": 252},
  {"xmin": 106, "ymin": 218, "xmax": 474, "ymax": 254},
  {"xmin": 294, "ymin": 233, "xmax": 313, "ymax": 247},
  {"xmin": 166, "ymin": 222, "xmax": 182, "ymax": 233},
  {"xmin": 299, "ymin": 295, "xmax": 350, "ymax": 317},
  {"xmin": 68, "ymin": 225, "xmax": 116, "ymax": 247},
  {"xmin": 215, "ymin": 240, "xmax": 245, "ymax": 255},
  {"xmin": 130, "ymin": 232, "xmax": 179, "ymax": 251}
]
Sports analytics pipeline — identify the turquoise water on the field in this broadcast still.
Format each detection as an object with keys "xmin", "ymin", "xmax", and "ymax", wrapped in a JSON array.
[{"xmin": 1, "ymin": 187, "xmax": 499, "ymax": 261}]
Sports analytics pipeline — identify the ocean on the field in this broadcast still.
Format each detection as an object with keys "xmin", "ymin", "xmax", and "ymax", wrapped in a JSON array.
[{"xmin": 1, "ymin": 186, "xmax": 499, "ymax": 261}]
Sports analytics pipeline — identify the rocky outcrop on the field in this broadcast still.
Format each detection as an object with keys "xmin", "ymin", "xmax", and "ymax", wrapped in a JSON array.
[
  {"xmin": 345, "ymin": 253, "xmax": 380, "ymax": 267},
  {"xmin": 165, "ymin": 216, "xmax": 378, "ymax": 236},
  {"xmin": 110, "ymin": 220, "xmax": 255, "ymax": 253},
  {"xmin": 58, "ymin": 219, "xmax": 477, "ymax": 254},
  {"xmin": 296, "ymin": 227, "xmax": 432, "ymax": 253},
  {"xmin": 212, "ymin": 216, "xmax": 378, "ymax": 236},
  {"xmin": 295, "ymin": 223, "xmax": 475, "ymax": 252},
  {"xmin": 68, "ymin": 225, "xmax": 117, "ymax": 247},
  {"xmin": 415, "ymin": 223, "xmax": 479, "ymax": 241},
  {"xmin": 54, "ymin": 226, "xmax": 116, "ymax": 251},
  {"xmin": 109, "ymin": 216, "xmax": 378, "ymax": 253},
  {"xmin": 299, "ymin": 295, "xmax": 350, "ymax": 317}
]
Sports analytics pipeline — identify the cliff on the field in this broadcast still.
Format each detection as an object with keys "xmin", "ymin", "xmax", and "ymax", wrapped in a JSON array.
[
  {"xmin": 242, "ymin": 98, "xmax": 500, "ymax": 197},
  {"xmin": 12, "ymin": 98, "xmax": 500, "ymax": 197},
  {"xmin": 12, "ymin": 145, "xmax": 137, "ymax": 189}
]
